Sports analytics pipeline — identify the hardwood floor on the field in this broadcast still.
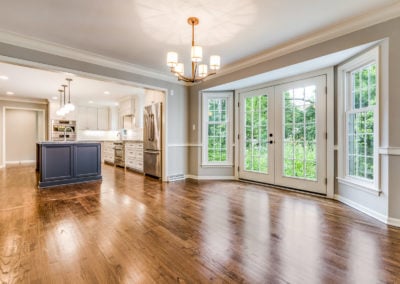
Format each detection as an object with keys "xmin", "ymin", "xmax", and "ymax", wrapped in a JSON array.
[{"xmin": 1, "ymin": 164, "xmax": 400, "ymax": 283}]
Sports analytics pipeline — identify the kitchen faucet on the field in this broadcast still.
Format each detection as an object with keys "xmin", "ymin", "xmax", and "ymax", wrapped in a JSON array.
[{"xmin": 64, "ymin": 126, "xmax": 73, "ymax": 142}]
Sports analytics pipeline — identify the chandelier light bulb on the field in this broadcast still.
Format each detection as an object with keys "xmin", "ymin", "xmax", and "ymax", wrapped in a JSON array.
[
  {"xmin": 210, "ymin": 55, "xmax": 221, "ymax": 70},
  {"xmin": 167, "ymin": 52, "xmax": 178, "ymax": 67},
  {"xmin": 191, "ymin": 46, "xmax": 203, "ymax": 63},
  {"xmin": 198, "ymin": 64, "xmax": 208, "ymax": 77}
]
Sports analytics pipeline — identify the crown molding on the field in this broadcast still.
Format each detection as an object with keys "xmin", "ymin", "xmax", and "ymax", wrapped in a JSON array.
[
  {"xmin": 211, "ymin": 2, "xmax": 400, "ymax": 79},
  {"xmin": 0, "ymin": 29, "xmax": 180, "ymax": 84},
  {"xmin": 0, "ymin": 95, "xmax": 48, "ymax": 104}
]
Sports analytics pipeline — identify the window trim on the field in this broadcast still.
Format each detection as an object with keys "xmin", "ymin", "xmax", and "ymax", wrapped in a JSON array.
[
  {"xmin": 202, "ymin": 92, "xmax": 234, "ymax": 167},
  {"xmin": 337, "ymin": 47, "xmax": 380, "ymax": 193}
]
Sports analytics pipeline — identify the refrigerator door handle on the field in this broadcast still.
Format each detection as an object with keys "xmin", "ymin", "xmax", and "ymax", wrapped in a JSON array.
[
  {"xmin": 150, "ymin": 114, "xmax": 155, "ymax": 141},
  {"xmin": 144, "ymin": 149, "xmax": 160, "ymax": 154}
]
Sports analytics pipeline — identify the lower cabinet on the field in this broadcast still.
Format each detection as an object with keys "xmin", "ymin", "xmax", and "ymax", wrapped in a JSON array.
[
  {"xmin": 103, "ymin": 141, "xmax": 115, "ymax": 164},
  {"xmin": 124, "ymin": 142, "xmax": 143, "ymax": 172},
  {"xmin": 37, "ymin": 142, "xmax": 102, "ymax": 188}
]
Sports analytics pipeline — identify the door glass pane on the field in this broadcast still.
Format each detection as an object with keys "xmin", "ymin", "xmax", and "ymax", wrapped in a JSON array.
[
  {"xmin": 244, "ymin": 95, "xmax": 268, "ymax": 173},
  {"xmin": 283, "ymin": 86, "xmax": 317, "ymax": 180}
]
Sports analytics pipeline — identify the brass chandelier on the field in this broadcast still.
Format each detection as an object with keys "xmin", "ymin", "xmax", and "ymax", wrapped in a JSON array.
[{"xmin": 167, "ymin": 17, "xmax": 221, "ymax": 83}]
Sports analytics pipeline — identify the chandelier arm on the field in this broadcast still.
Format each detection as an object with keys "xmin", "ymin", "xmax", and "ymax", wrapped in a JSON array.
[{"xmin": 200, "ymin": 71, "xmax": 217, "ymax": 81}]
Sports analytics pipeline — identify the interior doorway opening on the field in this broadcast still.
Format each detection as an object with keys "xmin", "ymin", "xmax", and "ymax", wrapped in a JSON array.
[{"xmin": 3, "ymin": 108, "xmax": 45, "ymax": 166}]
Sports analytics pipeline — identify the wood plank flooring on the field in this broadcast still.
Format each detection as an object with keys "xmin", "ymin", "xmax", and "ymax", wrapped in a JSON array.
[{"xmin": 1, "ymin": 164, "xmax": 400, "ymax": 283}]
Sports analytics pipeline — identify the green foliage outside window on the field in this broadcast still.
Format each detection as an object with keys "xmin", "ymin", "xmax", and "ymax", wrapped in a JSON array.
[
  {"xmin": 348, "ymin": 64, "xmax": 376, "ymax": 180},
  {"xmin": 283, "ymin": 86, "xmax": 317, "ymax": 180},
  {"xmin": 207, "ymin": 98, "xmax": 228, "ymax": 162}
]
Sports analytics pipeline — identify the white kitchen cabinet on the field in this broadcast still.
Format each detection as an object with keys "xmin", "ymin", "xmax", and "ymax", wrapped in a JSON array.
[
  {"xmin": 97, "ymin": 107, "xmax": 109, "ymax": 130},
  {"xmin": 108, "ymin": 106, "xmax": 119, "ymax": 130},
  {"xmin": 124, "ymin": 141, "xmax": 143, "ymax": 172},
  {"xmin": 118, "ymin": 96, "xmax": 136, "ymax": 129},
  {"xmin": 77, "ymin": 106, "xmax": 110, "ymax": 130},
  {"xmin": 119, "ymin": 97, "xmax": 135, "ymax": 116},
  {"xmin": 103, "ymin": 141, "xmax": 114, "ymax": 164},
  {"xmin": 87, "ymin": 107, "xmax": 98, "ymax": 130}
]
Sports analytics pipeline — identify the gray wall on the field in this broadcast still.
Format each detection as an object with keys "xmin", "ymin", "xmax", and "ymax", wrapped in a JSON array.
[
  {"xmin": 0, "ymin": 43, "xmax": 189, "ymax": 177},
  {"xmin": 188, "ymin": 17, "xmax": 400, "ymax": 221}
]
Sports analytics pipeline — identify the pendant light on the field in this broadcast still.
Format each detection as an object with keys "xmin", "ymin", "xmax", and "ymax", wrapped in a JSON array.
[
  {"xmin": 56, "ymin": 89, "xmax": 66, "ymax": 116},
  {"xmin": 64, "ymin": 78, "xmax": 75, "ymax": 112}
]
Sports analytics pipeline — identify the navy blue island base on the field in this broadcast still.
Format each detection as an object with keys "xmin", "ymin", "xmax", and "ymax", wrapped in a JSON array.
[{"xmin": 36, "ymin": 141, "xmax": 102, "ymax": 188}]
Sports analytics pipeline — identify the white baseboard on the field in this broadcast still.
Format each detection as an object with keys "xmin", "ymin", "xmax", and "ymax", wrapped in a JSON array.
[
  {"xmin": 334, "ymin": 194, "xmax": 400, "ymax": 227},
  {"xmin": 387, "ymin": 217, "xmax": 400, "ymax": 227},
  {"xmin": 6, "ymin": 160, "xmax": 35, "ymax": 165},
  {"xmin": 185, "ymin": 175, "xmax": 236, "ymax": 180}
]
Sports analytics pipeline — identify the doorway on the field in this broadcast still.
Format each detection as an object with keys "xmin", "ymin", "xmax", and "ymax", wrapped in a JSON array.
[
  {"xmin": 4, "ymin": 108, "xmax": 45, "ymax": 165},
  {"xmin": 238, "ymin": 75, "xmax": 327, "ymax": 194}
]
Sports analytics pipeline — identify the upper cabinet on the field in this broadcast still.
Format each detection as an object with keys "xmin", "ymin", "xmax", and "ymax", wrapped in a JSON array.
[
  {"xmin": 119, "ymin": 96, "xmax": 135, "ymax": 116},
  {"xmin": 97, "ymin": 107, "xmax": 109, "ymax": 130},
  {"xmin": 117, "ymin": 90, "xmax": 164, "ymax": 129},
  {"xmin": 118, "ymin": 96, "xmax": 137, "ymax": 129},
  {"xmin": 77, "ymin": 106, "xmax": 110, "ymax": 130}
]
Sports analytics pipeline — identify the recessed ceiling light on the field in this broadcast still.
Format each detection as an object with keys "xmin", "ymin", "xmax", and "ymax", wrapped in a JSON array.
[
  {"xmin": 0, "ymin": 75, "xmax": 9, "ymax": 80},
  {"xmin": 114, "ymin": 102, "xmax": 119, "ymax": 106},
  {"xmin": 104, "ymin": 91, "xmax": 110, "ymax": 95},
  {"xmin": 52, "ymin": 96, "xmax": 58, "ymax": 100},
  {"xmin": 88, "ymin": 100, "xmax": 94, "ymax": 104},
  {"xmin": 6, "ymin": 91, "xmax": 14, "ymax": 95}
]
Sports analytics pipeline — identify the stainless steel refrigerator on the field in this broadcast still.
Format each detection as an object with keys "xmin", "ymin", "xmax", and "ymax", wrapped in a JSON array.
[{"xmin": 143, "ymin": 102, "xmax": 162, "ymax": 178}]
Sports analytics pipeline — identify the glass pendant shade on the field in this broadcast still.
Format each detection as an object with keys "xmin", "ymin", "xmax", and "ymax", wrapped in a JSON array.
[
  {"xmin": 174, "ymin": 63, "xmax": 184, "ymax": 76},
  {"xmin": 198, "ymin": 64, "xmax": 208, "ymax": 77},
  {"xmin": 64, "ymin": 103, "xmax": 75, "ymax": 112},
  {"xmin": 191, "ymin": 46, "xmax": 203, "ymax": 62},
  {"xmin": 210, "ymin": 55, "xmax": 221, "ymax": 70},
  {"xmin": 56, "ymin": 109, "xmax": 63, "ymax": 116},
  {"xmin": 167, "ymin": 52, "xmax": 178, "ymax": 67}
]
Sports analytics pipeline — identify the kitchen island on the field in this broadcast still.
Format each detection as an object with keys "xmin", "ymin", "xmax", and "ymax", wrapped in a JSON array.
[{"xmin": 36, "ymin": 141, "xmax": 102, "ymax": 188}]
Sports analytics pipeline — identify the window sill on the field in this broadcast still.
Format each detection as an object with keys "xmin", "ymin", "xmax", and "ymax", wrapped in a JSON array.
[
  {"xmin": 201, "ymin": 164, "xmax": 234, "ymax": 168},
  {"xmin": 337, "ymin": 177, "xmax": 381, "ymax": 196}
]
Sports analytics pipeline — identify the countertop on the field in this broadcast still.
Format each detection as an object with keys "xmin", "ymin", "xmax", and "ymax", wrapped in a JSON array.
[
  {"xmin": 37, "ymin": 140, "xmax": 143, "ymax": 144},
  {"xmin": 37, "ymin": 141, "xmax": 101, "ymax": 145},
  {"xmin": 95, "ymin": 139, "xmax": 144, "ymax": 143}
]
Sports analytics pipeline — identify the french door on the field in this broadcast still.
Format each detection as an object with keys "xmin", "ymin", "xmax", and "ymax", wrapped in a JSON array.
[{"xmin": 239, "ymin": 75, "xmax": 327, "ymax": 194}]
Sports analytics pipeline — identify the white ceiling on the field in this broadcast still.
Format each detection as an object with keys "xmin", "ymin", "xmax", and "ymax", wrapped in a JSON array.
[
  {"xmin": 0, "ymin": 62, "xmax": 146, "ymax": 106},
  {"xmin": 0, "ymin": 0, "xmax": 397, "ymax": 73},
  {"xmin": 0, "ymin": 0, "xmax": 398, "ymax": 101}
]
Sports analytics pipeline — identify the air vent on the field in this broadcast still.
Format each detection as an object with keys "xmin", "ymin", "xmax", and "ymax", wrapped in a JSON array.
[{"xmin": 168, "ymin": 174, "xmax": 185, "ymax": 182}]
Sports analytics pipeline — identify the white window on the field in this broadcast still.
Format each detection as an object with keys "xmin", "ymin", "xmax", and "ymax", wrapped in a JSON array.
[
  {"xmin": 338, "ymin": 47, "xmax": 380, "ymax": 192},
  {"xmin": 202, "ymin": 92, "xmax": 233, "ymax": 166}
]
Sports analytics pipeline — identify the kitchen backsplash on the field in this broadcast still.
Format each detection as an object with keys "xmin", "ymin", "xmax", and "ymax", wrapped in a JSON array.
[{"xmin": 77, "ymin": 129, "xmax": 143, "ymax": 141}]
